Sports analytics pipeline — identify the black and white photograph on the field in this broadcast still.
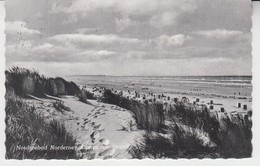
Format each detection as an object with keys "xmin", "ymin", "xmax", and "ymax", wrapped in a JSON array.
[{"xmin": 4, "ymin": 0, "xmax": 253, "ymax": 159}]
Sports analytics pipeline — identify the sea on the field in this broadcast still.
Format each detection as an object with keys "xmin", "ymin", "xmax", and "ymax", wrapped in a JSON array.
[{"xmin": 65, "ymin": 75, "xmax": 252, "ymax": 97}]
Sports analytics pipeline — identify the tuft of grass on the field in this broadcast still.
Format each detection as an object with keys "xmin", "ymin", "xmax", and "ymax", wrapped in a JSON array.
[
  {"xmin": 168, "ymin": 100, "xmax": 252, "ymax": 158},
  {"xmin": 53, "ymin": 100, "xmax": 71, "ymax": 113},
  {"xmin": 6, "ymin": 66, "xmax": 46, "ymax": 97},
  {"xmin": 128, "ymin": 123, "xmax": 215, "ymax": 159},
  {"xmin": 101, "ymin": 89, "xmax": 164, "ymax": 132},
  {"xmin": 129, "ymin": 99, "xmax": 252, "ymax": 158},
  {"xmin": 5, "ymin": 96, "xmax": 79, "ymax": 159},
  {"xmin": 169, "ymin": 101, "xmax": 220, "ymax": 142},
  {"xmin": 5, "ymin": 66, "xmax": 81, "ymax": 97},
  {"xmin": 78, "ymin": 90, "xmax": 92, "ymax": 105},
  {"xmin": 215, "ymin": 115, "xmax": 252, "ymax": 158},
  {"xmin": 84, "ymin": 90, "xmax": 96, "ymax": 100}
]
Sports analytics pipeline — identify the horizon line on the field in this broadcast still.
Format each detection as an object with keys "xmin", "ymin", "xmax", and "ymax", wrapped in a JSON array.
[{"xmin": 66, "ymin": 74, "xmax": 252, "ymax": 77}]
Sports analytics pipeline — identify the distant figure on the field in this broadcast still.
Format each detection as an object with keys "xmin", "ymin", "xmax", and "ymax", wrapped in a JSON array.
[
  {"xmin": 239, "ymin": 92, "xmax": 241, "ymax": 95},
  {"xmin": 234, "ymin": 92, "xmax": 236, "ymax": 95}
]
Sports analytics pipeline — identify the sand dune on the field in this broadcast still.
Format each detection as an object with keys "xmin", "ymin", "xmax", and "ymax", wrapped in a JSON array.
[{"xmin": 26, "ymin": 94, "xmax": 143, "ymax": 159}]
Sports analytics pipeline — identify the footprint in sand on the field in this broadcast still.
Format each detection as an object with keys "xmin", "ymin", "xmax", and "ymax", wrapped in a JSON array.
[
  {"xmin": 99, "ymin": 138, "xmax": 109, "ymax": 146},
  {"xmin": 90, "ymin": 131, "xmax": 100, "ymax": 143},
  {"xmin": 98, "ymin": 148, "xmax": 115, "ymax": 157},
  {"xmin": 95, "ymin": 111, "xmax": 101, "ymax": 115},
  {"xmin": 81, "ymin": 125, "xmax": 88, "ymax": 130},
  {"xmin": 97, "ymin": 129, "xmax": 105, "ymax": 133},
  {"xmin": 91, "ymin": 108, "xmax": 100, "ymax": 112},
  {"xmin": 93, "ymin": 124, "xmax": 101, "ymax": 130}
]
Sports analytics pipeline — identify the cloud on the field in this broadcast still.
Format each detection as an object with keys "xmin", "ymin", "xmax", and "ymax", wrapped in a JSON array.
[
  {"xmin": 75, "ymin": 50, "xmax": 116, "ymax": 61},
  {"xmin": 51, "ymin": 0, "xmax": 196, "ymax": 15},
  {"xmin": 193, "ymin": 29, "xmax": 243, "ymax": 39},
  {"xmin": 115, "ymin": 18, "xmax": 136, "ymax": 32},
  {"xmin": 76, "ymin": 28, "xmax": 100, "ymax": 34},
  {"xmin": 48, "ymin": 33, "xmax": 142, "ymax": 49},
  {"xmin": 5, "ymin": 21, "xmax": 41, "ymax": 36},
  {"xmin": 150, "ymin": 12, "xmax": 178, "ymax": 29},
  {"xmin": 5, "ymin": 39, "xmax": 117, "ymax": 63},
  {"xmin": 51, "ymin": 0, "xmax": 197, "ymax": 30},
  {"xmin": 191, "ymin": 29, "xmax": 251, "ymax": 49},
  {"xmin": 153, "ymin": 34, "xmax": 192, "ymax": 49},
  {"xmin": 122, "ymin": 51, "xmax": 146, "ymax": 60},
  {"xmin": 5, "ymin": 0, "xmax": 252, "ymax": 76}
]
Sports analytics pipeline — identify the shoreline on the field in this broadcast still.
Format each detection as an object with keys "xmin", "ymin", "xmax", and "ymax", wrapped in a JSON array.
[{"xmin": 80, "ymin": 83, "xmax": 252, "ymax": 115}]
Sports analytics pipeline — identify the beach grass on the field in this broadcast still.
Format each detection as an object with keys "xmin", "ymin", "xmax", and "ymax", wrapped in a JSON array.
[
  {"xmin": 5, "ymin": 95, "xmax": 79, "ymax": 159},
  {"xmin": 53, "ymin": 100, "xmax": 71, "ymax": 113},
  {"xmin": 5, "ymin": 66, "xmax": 81, "ymax": 97},
  {"xmin": 101, "ymin": 89, "xmax": 164, "ymax": 132},
  {"xmin": 128, "ymin": 123, "xmax": 214, "ymax": 159},
  {"xmin": 129, "ymin": 99, "xmax": 252, "ymax": 158}
]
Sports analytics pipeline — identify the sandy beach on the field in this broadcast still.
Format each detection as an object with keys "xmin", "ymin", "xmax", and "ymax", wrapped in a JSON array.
[{"xmin": 67, "ymin": 75, "xmax": 252, "ymax": 115}]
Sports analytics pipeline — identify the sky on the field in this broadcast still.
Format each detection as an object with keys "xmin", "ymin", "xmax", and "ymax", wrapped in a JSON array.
[{"xmin": 5, "ymin": 0, "xmax": 252, "ymax": 77}]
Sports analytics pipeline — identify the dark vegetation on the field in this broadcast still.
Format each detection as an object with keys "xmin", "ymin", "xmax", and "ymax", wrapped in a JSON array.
[
  {"xmin": 5, "ymin": 96, "xmax": 79, "ymax": 159},
  {"xmin": 53, "ymin": 100, "xmax": 71, "ymax": 113},
  {"xmin": 4, "ymin": 67, "xmax": 93, "ymax": 159},
  {"xmin": 101, "ymin": 89, "xmax": 164, "ymax": 132},
  {"xmin": 129, "ymin": 124, "xmax": 215, "ymax": 159},
  {"xmin": 101, "ymin": 89, "xmax": 252, "ymax": 158},
  {"xmin": 5, "ymin": 66, "xmax": 81, "ymax": 98}
]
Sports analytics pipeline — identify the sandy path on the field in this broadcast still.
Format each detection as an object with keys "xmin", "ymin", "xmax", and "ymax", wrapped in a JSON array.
[{"xmin": 55, "ymin": 96, "xmax": 142, "ymax": 159}]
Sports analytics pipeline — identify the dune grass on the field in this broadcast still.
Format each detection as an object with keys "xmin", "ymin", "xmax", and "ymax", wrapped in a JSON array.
[
  {"xmin": 101, "ymin": 89, "xmax": 164, "ymax": 132},
  {"xmin": 83, "ymin": 89, "xmax": 96, "ymax": 100},
  {"xmin": 128, "ymin": 123, "xmax": 215, "ymax": 159},
  {"xmin": 5, "ymin": 66, "xmax": 81, "ymax": 97},
  {"xmin": 215, "ymin": 115, "xmax": 252, "ymax": 158},
  {"xmin": 53, "ymin": 100, "xmax": 71, "ymax": 113},
  {"xmin": 129, "ymin": 99, "xmax": 252, "ymax": 158},
  {"xmin": 5, "ymin": 96, "xmax": 79, "ymax": 159}
]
